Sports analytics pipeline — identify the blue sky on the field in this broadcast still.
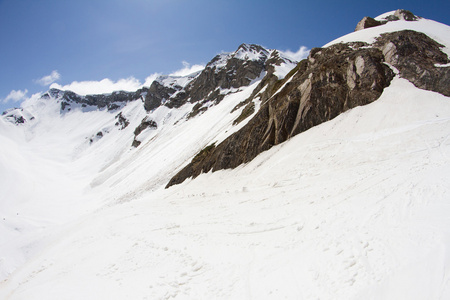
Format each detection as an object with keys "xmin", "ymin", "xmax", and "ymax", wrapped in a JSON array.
[{"xmin": 1, "ymin": 0, "xmax": 449, "ymax": 113}]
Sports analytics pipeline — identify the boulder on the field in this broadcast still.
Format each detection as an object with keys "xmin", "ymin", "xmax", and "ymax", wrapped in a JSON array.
[{"xmin": 355, "ymin": 17, "xmax": 384, "ymax": 31}]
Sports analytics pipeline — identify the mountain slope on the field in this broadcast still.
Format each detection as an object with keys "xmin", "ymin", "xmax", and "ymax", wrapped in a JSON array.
[
  {"xmin": 2, "ymin": 77, "xmax": 450, "ymax": 300},
  {"xmin": 167, "ymin": 10, "xmax": 450, "ymax": 187},
  {"xmin": 0, "ymin": 43, "xmax": 296, "ymax": 282},
  {"xmin": 1, "ymin": 9, "xmax": 450, "ymax": 300}
]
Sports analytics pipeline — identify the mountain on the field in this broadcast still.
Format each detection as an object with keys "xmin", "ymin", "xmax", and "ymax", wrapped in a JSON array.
[
  {"xmin": 1, "ymin": 9, "xmax": 450, "ymax": 300},
  {"xmin": 167, "ymin": 9, "xmax": 450, "ymax": 187}
]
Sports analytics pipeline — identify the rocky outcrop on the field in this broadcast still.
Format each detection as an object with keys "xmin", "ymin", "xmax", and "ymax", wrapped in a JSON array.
[
  {"xmin": 114, "ymin": 112, "xmax": 130, "ymax": 130},
  {"xmin": 144, "ymin": 77, "xmax": 185, "ymax": 111},
  {"xmin": 42, "ymin": 87, "xmax": 148, "ymax": 112},
  {"xmin": 355, "ymin": 9, "xmax": 419, "ymax": 31},
  {"xmin": 386, "ymin": 9, "xmax": 419, "ymax": 22},
  {"xmin": 374, "ymin": 30, "xmax": 450, "ymax": 96},
  {"xmin": 167, "ymin": 42, "xmax": 395, "ymax": 187},
  {"xmin": 355, "ymin": 17, "xmax": 384, "ymax": 31},
  {"xmin": 143, "ymin": 44, "xmax": 293, "ymax": 114},
  {"xmin": 1, "ymin": 108, "xmax": 34, "ymax": 125},
  {"xmin": 167, "ymin": 25, "xmax": 450, "ymax": 188},
  {"xmin": 131, "ymin": 117, "xmax": 158, "ymax": 147}
]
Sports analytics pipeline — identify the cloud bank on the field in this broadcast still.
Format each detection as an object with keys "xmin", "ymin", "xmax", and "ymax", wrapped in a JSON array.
[
  {"xmin": 2, "ymin": 89, "xmax": 28, "ymax": 104},
  {"xmin": 35, "ymin": 70, "xmax": 61, "ymax": 86},
  {"xmin": 50, "ymin": 77, "xmax": 145, "ymax": 95},
  {"xmin": 169, "ymin": 61, "xmax": 205, "ymax": 77},
  {"xmin": 281, "ymin": 46, "xmax": 310, "ymax": 61},
  {"xmin": 49, "ymin": 61, "xmax": 204, "ymax": 95}
]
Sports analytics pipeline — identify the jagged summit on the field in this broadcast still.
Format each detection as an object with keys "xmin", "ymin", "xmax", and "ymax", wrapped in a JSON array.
[
  {"xmin": 207, "ymin": 43, "xmax": 270, "ymax": 69},
  {"xmin": 143, "ymin": 43, "xmax": 296, "ymax": 113}
]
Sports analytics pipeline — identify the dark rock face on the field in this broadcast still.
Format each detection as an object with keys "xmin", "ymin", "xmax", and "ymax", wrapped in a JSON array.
[
  {"xmin": 144, "ymin": 79, "xmax": 180, "ymax": 111},
  {"xmin": 131, "ymin": 117, "xmax": 158, "ymax": 147},
  {"xmin": 374, "ymin": 30, "xmax": 450, "ymax": 96},
  {"xmin": 185, "ymin": 44, "xmax": 268, "ymax": 103},
  {"xmin": 114, "ymin": 112, "xmax": 130, "ymax": 130},
  {"xmin": 167, "ymin": 27, "xmax": 450, "ymax": 188},
  {"xmin": 167, "ymin": 42, "xmax": 395, "ymax": 187},
  {"xmin": 143, "ymin": 44, "xmax": 285, "ymax": 113},
  {"xmin": 42, "ymin": 88, "xmax": 148, "ymax": 112},
  {"xmin": 355, "ymin": 17, "xmax": 384, "ymax": 31}
]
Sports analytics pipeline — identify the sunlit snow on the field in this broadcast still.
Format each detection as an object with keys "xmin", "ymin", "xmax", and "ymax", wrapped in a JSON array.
[{"xmin": 1, "ymin": 14, "xmax": 450, "ymax": 300}]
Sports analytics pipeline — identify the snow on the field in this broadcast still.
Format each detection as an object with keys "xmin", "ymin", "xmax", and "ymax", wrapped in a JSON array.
[
  {"xmin": 374, "ymin": 11, "xmax": 397, "ymax": 21},
  {"xmin": 324, "ymin": 18, "xmax": 450, "ymax": 58},
  {"xmin": 156, "ymin": 72, "xmax": 200, "ymax": 89},
  {"xmin": 272, "ymin": 50, "xmax": 298, "ymax": 80},
  {"xmin": 207, "ymin": 44, "xmax": 270, "ymax": 71},
  {"xmin": 1, "ymin": 74, "xmax": 450, "ymax": 299},
  {"xmin": 234, "ymin": 46, "xmax": 267, "ymax": 61},
  {"xmin": 1, "ymin": 15, "xmax": 450, "ymax": 299}
]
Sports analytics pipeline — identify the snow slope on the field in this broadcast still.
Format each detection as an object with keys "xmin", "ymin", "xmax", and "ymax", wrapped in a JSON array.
[
  {"xmin": 1, "ymin": 12, "xmax": 450, "ymax": 300},
  {"xmin": 1, "ymin": 77, "xmax": 450, "ymax": 299}
]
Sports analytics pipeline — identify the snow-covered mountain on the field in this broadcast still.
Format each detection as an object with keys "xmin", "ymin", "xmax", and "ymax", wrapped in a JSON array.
[{"xmin": 1, "ymin": 9, "xmax": 450, "ymax": 299}]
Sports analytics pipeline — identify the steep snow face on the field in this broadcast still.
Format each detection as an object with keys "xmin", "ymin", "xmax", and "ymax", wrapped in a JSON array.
[{"xmin": 1, "ymin": 78, "xmax": 450, "ymax": 299}]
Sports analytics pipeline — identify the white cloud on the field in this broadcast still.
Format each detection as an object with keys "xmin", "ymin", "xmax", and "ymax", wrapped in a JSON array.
[
  {"xmin": 281, "ymin": 46, "xmax": 310, "ymax": 61},
  {"xmin": 143, "ymin": 73, "xmax": 161, "ymax": 87},
  {"xmin": 50, "ymin": 77, "xmax": 143, "ymax": 95},
  {"xmin": 169, "ymin": 61, "xmax": 205, "ymax": 77},
  {"xmin": 47, "ymin": 61, "xmax": 205, "ymax": 96},
  {"xmin": 35, "ymin": 70, "xmax": 61, "ymax": 86},
  {"xmin": 2, "ymin": 89, "xmax": 28, "ymax": 104}
]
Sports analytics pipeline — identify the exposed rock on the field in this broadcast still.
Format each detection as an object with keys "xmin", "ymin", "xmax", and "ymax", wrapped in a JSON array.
[
  {"xmin": 89, "ymin": 131, "xmax": 105, "ymax": 144},
  {"xmin": 144, "ymin": 79, "xmax": 180, "ymax": 111},
  {"xmin": 131, "ymin": 139, "xmax": 141, "ymax": 148},
  {"xmin": 374, "ymin": 30, "xmax": 450, "ymax": 96},
  {"xmin": 230, "ymin": 49, "xmax": 297, "ymax": 124},
  {"xmin": 233, "ymin": 102, "xmax": 255, "ymax": 125},
  {"xmin": 42, "ymin": 87, "xmax": 148, "ymax": 112},
  {"xmin": 388, "ymin": 9, "xmax": 419, "ymax": 21},
  {"xmin": 2, "ymin": 108, "xmax": 33, "ymax": 125},
  {"xmin": 167, "ymin": 42, "xmax": 395, "ymax": 187},
  {"xmin": 355, "ymin": 17, "xmax": 385, "ymax": 31},
  {"xmin": 143, "ymin": 44, "xmax": 292, "ymax": 117},
  {"xmin": 355, "ymin": 9, "xmax": 419, "ymax": 32},
  {"xmin": 114, "ymin": 112, "xmax": 130, "ymax": 130},
  {"xmin": 134, "ymin": 117, "xmax": 157, "ymax": 136},
  {"xmin": 167, "ymin": 14, "xmax": 450, "ymax": 188},
  {"xmin": 131, "ymin": 117, "xmax": 158, "ymax": 147}
]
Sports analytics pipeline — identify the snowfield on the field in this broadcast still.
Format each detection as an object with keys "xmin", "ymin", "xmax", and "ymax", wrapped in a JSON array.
[
  {"xmin": 1, "ymin": 77, "xmax": 450, "ymax": 299},
  {"xmin": 1, "ymin": 11, "xmax": 450, "ymax": 300}
]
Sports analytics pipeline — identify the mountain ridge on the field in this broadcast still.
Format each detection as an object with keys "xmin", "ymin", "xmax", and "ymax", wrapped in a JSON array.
[{"xmin": 167, "ymin": 9, "xmax": 450, "ymax": 187}]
